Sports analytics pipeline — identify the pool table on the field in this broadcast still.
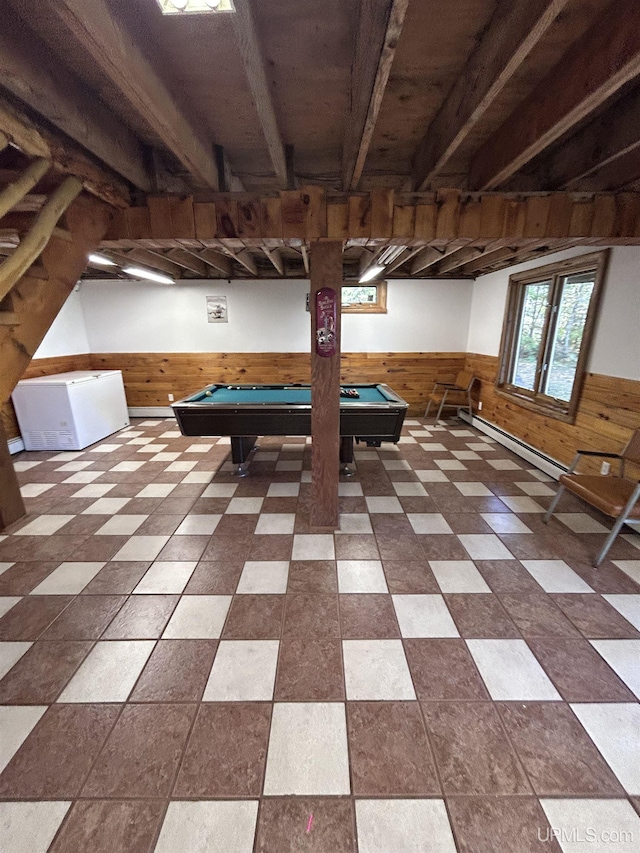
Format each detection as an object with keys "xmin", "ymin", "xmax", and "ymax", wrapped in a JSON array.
[{"xmin": 172, "ymin": 383, "xmax": 408, "ymax": 473}]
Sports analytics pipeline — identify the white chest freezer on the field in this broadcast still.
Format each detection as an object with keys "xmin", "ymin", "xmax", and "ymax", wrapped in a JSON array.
[{"xmin": 12, "ymin": 370, "xmax": 130, "ymax": 450}]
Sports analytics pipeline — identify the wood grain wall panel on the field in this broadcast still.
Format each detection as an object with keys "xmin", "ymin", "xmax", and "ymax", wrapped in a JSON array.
[{"xmin": 465, "ymin": 352, "xmax": 640, "ymax": 471}]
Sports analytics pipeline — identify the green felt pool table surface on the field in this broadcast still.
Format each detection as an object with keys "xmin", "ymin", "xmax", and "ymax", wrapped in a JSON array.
[{"xmin": 188, "ymin": 384, "xmax": 393, "ymax": 405}]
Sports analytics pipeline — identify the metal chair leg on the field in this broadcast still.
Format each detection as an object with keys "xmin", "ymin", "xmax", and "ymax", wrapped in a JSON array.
[
  {"xmin": 544, "ymin": 484, "xmax": 566, "ymax": 523},
  {"xmin": 424, "ymin": 399, "xmax": 432, "ymax": 418},
  {"xmin": 435, "ymin": 390, "xmax": 447, "ymax": 423},
  {"xmin": 594, "ymin": 482, "xmax": 640, "ymax": 566}
]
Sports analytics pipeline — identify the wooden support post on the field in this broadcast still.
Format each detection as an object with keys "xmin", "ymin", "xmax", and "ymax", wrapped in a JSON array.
[
  {"xmin": 0, "ymin": 420, "xmax": 25, "ymax": 530},
  {"xmin": 310, "ymin": 241, "xmax": 343, "ymax": 530}
]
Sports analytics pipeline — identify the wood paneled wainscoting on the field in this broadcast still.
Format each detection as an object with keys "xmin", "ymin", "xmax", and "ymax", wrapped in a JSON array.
[{"xmin": 465, "ymin": 353, "xmax": 640, "ymax": 471}]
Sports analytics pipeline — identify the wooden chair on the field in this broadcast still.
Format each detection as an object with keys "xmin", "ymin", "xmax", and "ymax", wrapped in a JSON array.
[
  {"xmin": 424, "ymin": 371, "xmax": 474, "ymax": 422},
  {"xmin": 544, "ymin": 428, "xmax": 640, "ymax": 566}
]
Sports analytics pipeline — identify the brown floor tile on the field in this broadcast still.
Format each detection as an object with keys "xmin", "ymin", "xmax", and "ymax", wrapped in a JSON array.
[
  {"xmin": 422, "ymin": 702, "xmax": 530, "ymax": 795},
  {"xmin": 82, "ymin": 703, "xmax": 195, "ymax": 797},
  {"xmin": 0, "ymin": 561, "xmax": 60, "ymax": 595},
  {"xmin": 398, "ymin": 496, "xmax": 439, "ymax": 513},
  {"xmin": 81, "ymin": 562, "xmax": 151, "ymax": 594},
  {"xmin": 334, "ymin": 535, "xmax": 380, "ymax": 560},
  {"xmin": 381, "ymin": 561, "xmax": 441, "ymax": 597},
  {"xmin": 282, "ymin": 594, "xmax": 340, "ymax": 638},
  {"xmin": 156, "ymin": 535, "xmax": 209, "ymax": 561},
  {"xmin": 447, "ymin": 797, "xmax": 562, "ymax": 853},
  {"xmin": 215, "ymin": 514, "xmax": 258, "ymax": 537},
  {"xmin": 568, "ymin": 559, "xmax": 640, "ymax": 594},
  {"xmin": 404, "ymin": 639, "xmax": 490, "ymax": 700},
  {"xmin": 249, "ymin": 535, "xmax": 293, "ymax": 560},
  {"xmin": 287, "ymin": 560, "xmax": 338, "ymax": 593},
  {"xmin": 130, "ymin": 640, "xmax": 217, "ymax": 702},
  {"xmin": 135, "ymin": 514, "xmax": 183, "ymax": 535},
  {"xmin": 184, "ymin": 561, "xmax": 243, "ymax": 594},
  {"xmin": 49, "ymin": 800, "xmax": 165, "ymax": 853},
  {"xmin": 70, "ymin": 536, "xmax": 128, "ymax": 562},
  {"xmin": 497, "ymin": 534, "xmax": 564, "ymax": 560},
  {"xmin": 444, "ymin": 513, "xmax": 494, "ymax": 534},
  {"xmin": 101, "ymin": 594, "xmax": 179, "ymax": 639},
  {"xmin": 339, "ymin": 594, "xmax": 400, "ymax": 638},
  {"xmin": 261, "ymin": 497, "xmax": 298, "ymax": 513},
  {"xmin": 417, "ymin": 534, "xmax": 470, "ymax": 560},
  {"xmin": 528, "ymin": 638, "xmax": 636, "ymax": 702},
  {"xmin": 444, "ymin": 594, "xmax": 520, "ymax": 638},
  {"xmin": 0, "ymin": 595, "xmax": 74, "ymax": 641},
  {"xmin": 40, "ymin": 595, "xmax": 126, "ymax": 640},
  {"xmin": 174, "ymin": 703, "xmax": 271, "ymax": 797},
  {"xmin": 498, "ymin": 701, "xmax": 625, "ymax": 795},
  {"xmin": 0, "ymin": 640, "xmax": 91, "ymax": 704},
  {"xmin": 256, "ymin": 798, "xmax": 356, "ymax": 853},
  {"xmin": 0, "ymin": 704, "xmax": 120, "ymax": 798},
  {"xmin": 200, "ymin": 535, "xmax": 253, "ymax": 562},
  {"xmin": 475, "ymin": 560, "xmax": 545, "ymax": 593},
  {"xmin": 498, "ymin": 593, "xmax": 581, "ymax": 637},
  {"xmin": 0, "ymin": 535, "xmax": 84, "ymax": 562},
  {"xmin": 274, "ymin": 637, "xmax": 345, "ymax": 701},
  {"xmin": 551, "ymin": 593, "xmax": 640, "ymax": 638},
  {"xmin": 376, "ymin": 533, "xmax": 426, "ymax": 561},
  {"xmin": 370, "ymin": 514, "xmax": 414, "ymax": 536},
  {"xmin": 348, "ymin": 701, "xmax": 440, "ymax": 795},
  {"xmin": 339, "ymin": 496, "xmax": 368, "ymax": 513},
  {"xmin": 223, "ymin": 594, "xmax": 285, "ymax": 639}
]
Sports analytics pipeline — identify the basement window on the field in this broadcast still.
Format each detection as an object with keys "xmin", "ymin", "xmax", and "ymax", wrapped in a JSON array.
[
  {"xmin": 496, "ymin": 250, "xmax": 609, "ymax": 422},
  {"xmin": 341, "ymin": 282, "xmax": 387, "ymax": 314},
  {"xmin": 156, "ymin": 1, "xmax": 235, "ymax": 15}
]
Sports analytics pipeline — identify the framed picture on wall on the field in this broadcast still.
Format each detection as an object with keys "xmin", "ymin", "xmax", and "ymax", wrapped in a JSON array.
[{"xmin": 207, "ymin": 295, "xmax": 228, "ymax": 323}]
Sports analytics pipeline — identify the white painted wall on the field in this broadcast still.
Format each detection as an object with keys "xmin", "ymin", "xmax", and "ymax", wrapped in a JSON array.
[
  {"xmin": 78, "ymin": 277, "xmax": 473, "ymax": 353},
  {"xmin": 34, "ymin": 287, "xmax": 90, "ymax": 358},
  {"xmin": 466, "ymin": 246, "xmax": 640, "ymax": 380}
]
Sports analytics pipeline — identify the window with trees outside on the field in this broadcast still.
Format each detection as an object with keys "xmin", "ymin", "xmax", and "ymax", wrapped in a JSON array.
[
  {"xmin": 341, "ymin": 282, "xmax": 387, "ymax": 313},
  {"xmin": 496, "ymin": 251, "xmax": 609, "ymax": 422}
]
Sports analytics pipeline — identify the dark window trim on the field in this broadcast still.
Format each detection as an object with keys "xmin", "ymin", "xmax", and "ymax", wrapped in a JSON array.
[{"xmin": 496, "ymin": 250, "xmax": 610, "ymax": 423}]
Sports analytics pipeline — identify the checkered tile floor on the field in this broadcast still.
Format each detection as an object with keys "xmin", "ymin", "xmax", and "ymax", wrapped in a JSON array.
[{"xmin": 1, "ymin": 417, "xmax": 639, "ymax": 852}]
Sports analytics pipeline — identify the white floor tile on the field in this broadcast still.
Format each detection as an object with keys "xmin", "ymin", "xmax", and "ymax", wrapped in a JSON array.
[
  {"xmin": 487, "ymin": 459, "xmax": 522, "ymax": 470},
  {"xmin": 556, "ymin": 513, "xmax": 610, "ymax": 533},
  {"xmin": 418, "ymin": 443, "xmax": 447, "ymax": 452},
  {"xmin": 590, "ymin": 640, "xmax": 640, "ymax": 698},
  {"xmin": 15, "ymin": 515, "xmax": 73, "ymax": 536},
  {"xmin": 415, "ymin": 470, "xmax": 449, "ymax": 482},
  {"xmin": 275, "ymin": 460, "xmax": 303, "ymax": 471},
  {"xmin": 458, "ymin": 534, "xmax": 514, "ymax": 560},
  {"xmin": 515, "ymin": 481, "xmax": 555, "ymax": 496},
  {"xmin": 225, "ymin": 497, "xmax": 264, "ymax": 514},
  {"xmin": 136, "ymin": 483, "xmax": 177, "ymax": 498},
  {"xmin": 499, "ymin": 496, "xmax": 546, "ymax": 513},
  {"xmin": 621, "ymin": 534, "xmax": 640, "ymax": 551},
  {"xmin": 202, "ymin": 483, "xmax": 238, "ymax": 497},
  {"xmin": 466, "ymin": 639, "xmax": 561, "ymax": 700},
  {"xmin": 570, "ymin": 703, "xmax": 640, "ymax": 794},
  {"xmin": 174, "ymin": 514, "xmax": 221, "ymax": 535},
  {"xmin": 481, "ymin": 513, "xmax": 532, "ymax": 534},
  {"xmin": 292, "ymin": 534, "xmax": 335, "ymax": 560},
  {"xmin": 365, "ymin": 496, "xmax": 404, "ymax": 513},
  {"xmin": 452, "ymin": 450, "xmax": 481, "ymax": 460},
  {"xmin": 382, "ymin": 459, "xmax": 411, "ymax": 470},
  {"xmin": 181, "ymin": 471, "xmax": 213, "ymax": 483},
  {"xmin": 0, "ymin": 597, "xmax": 21, "ymax": 618},
  {"xmin": 454, "ymin": 482, "xmax": 493, "ymax": 496},
  {"xmin": 339, "ymin": 482, "xmax": 364, "ymax": 496},
  {"xmin": 58, "ymin": 640, "xmax": 155, "ymax": 702},
  {"xmin": 55, "ymin": 461, "xmax": 92, "ymax": 471},
  {"xmin": 160, "ymin": 431, "xmax": 182, "ymax": 438},
  {"xmin": 465, "ymin": 442, "xmax": 495, "ymax": 452},
  {"xmin": 392, "ymin": 594, "xmax": 459, "ymax": 638},
  {"xmin": 343, "ymin": 639, "xmax": 415, "ymax": 700},
  {"xmin": 82, "ymin": 497, "xmax": 131, "ymax": 515},
  {"xmin": 112, "ymin": 535, "xmax": 170, "ymax": 562},
  {"xmin": 90, "ymin": 444, "xmax": 122, "ymax": 453},
  {"xmin": 392, "ymin": 482, "xmax": 428, "ymax": 496},
  {"xmin": 13, "ymin": 460, "xmax": 42, "ymax": 471},
  {"xmin": 267, "ymin": 482, "xmax": 300, "ymax": 497},
  {"xmin": 521, "ymin": 560, "xmax": 595, "ymax": 593},
  {"xmin": 337, "ymin": 514, "xmax": 373, "ymax": 534},
  {"xmin": 134, "ymin": 561, "xmax": 197, "ymax": 594},
  {"xmin": 254, "ymin": 514, "xmax": 296, "ymax": 535},
  {"xmin": 356, "ymin": 799, "xmax": 456, "ymax": 853},
  {"xmin": 150, "ymin": 452, "xmax": 181, "ymax": 462},
  {"xmin": 0, "ymin": 705, "xmax": 47, "ymax": 772},
  {"xmin": 540, "ymin": 799, "xmax": 640, "ymax": 853},
  {"xmin": 407, "ymin": 513, "xmax": 453, "ymax": 534},
  {"xmin": 264, "ymin": 703, "xmax": 350, "ymax": 795},
  {"xmin": 162, "ymin": 595, "xmax": 232, "ymax": 638},
  {"xmin": 95, "ymin": 515, "xmax": 148, "ymax": 536},
  {"xmin": 203, "ymin": 640, "xmax": 279, "ymax": 700},
  {"xmin": 602, "ymin": 595, "xmax": 640, "ymax": 631},
  {"xmin": 0, "ymin": 642, "xmax": 31, "ymax": 680},
  {"xmin": 70, "ymin": 484, "xmax": 115, "ymax": 498},
  {"xmin": 155, "ymin": 801, "xmax": 258, "ymax": 853},
  {"xmin": 254, "ymin": 451, "xmax": 278, "ymax": 461},
  {"xmin": 435, "ymin": 459, "xmax": 467, "ymax": 470},
  {"xmin": 429, "ymin": 560, "xmax": 492, "ymax": 593},
  {"xmin": 30, "ymin": 562, "xmax": 105, "ymax": 595},
  {"xmin": 137, "ymin": 444, "xmax": 168, "ymax": 453},
  {"xmin": 167, "ymin": 461, "xmax": 198, "ymax": 472},
  {"xmin": 337, "ymin": 560, "xmax": 387, "ymax": 593},
  {"xmin": 0, "ymin": 801, "xmax": 71, "ymax": 853},
  {"xmin": 0, "ymin": 562, "xmax": 15, "ymax": 576},
  {"xmin": 62, "ymin": 472, "xmax": 103, "ymax": 484},
  {"xmin": 613, "ymin": 560, "xmax": 640, "ymax": 585},
  {"xmin": 237, "ymin": 561, "xmax": 289, "ymax": 594},
  {"xmin": 110, "ymin": 461, "xmax": 146, "ymax": 472},
  {"xmin": 20, "ymin": 483, "xmax": 55, "ymax": 498}
]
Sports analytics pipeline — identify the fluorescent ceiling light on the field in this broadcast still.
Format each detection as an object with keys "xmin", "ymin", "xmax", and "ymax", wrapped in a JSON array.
[
  {"xmin": 359, "ymin": 264, "xmax": 384, "ymax": 283},
  {"xmin": 123, "ymin": 266, "xmax": 175, "ymax": 285},
  {"xmin": 88, "ymin": 253, "xmax": 116, "ymax": 266},
  {"xmin": 378, "ymin": 245, "xmax": 405, "ymax": 264},
  {"xmin": 158, "ymin": 0, "xmax": 234, "ymax": 13}
]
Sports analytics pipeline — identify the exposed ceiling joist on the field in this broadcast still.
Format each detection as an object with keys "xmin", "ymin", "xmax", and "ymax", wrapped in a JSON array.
[
  {"xmin": 412, "ymin": 0, "xmax": 569, "ymax": 191},
  {"xmin": 225, "ymin": 247, "xmax": 258, "ymax": 276},
  {"xmin": 39, "ymin": 0, "xmax": 220, "ymax": 189},
  {"xmin": 0, "ymin": 11, "xmax": 151, "ymax": 192},
  {"xmin": 410, "ymin": 246, "xmax": 444, "ymax": 275},
  {"xmin": 198, "ymin": 248, "xmax": 233, "ymax": 277},
  {"xmin": 436, "ymin": 246, "xmax": 484, "ymax": 275},
  {"xmin": 342, "ymin": 0, "xmax": 409, "ymax": 190},
  {"xmin": 300, "ymin": 244, "xmax": 310, "ymax": 275},
  {"xmin": 232, "ymin": 0, "xmax": 287, "ymax": 186},
  {"xmin": 112, "ymin": 248, "xmax": 184, "ymax": 279},
  {"xmin": 469, "ymin": 2, "xmax": 640, "ymax": 190},
  {"xmin": 262, "ymin": 246, "xmax": 284, "ymax": 275},
  {"xmin": 166, "ymin": 248, "xmax": 210, "ymax": 277}
]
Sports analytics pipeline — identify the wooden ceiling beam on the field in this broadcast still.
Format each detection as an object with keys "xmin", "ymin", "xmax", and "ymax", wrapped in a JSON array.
[
  {"xmin": 232, "ymin": 0, "xmax": 287, "ymax": 186},
  {"xmin": 342, "ymin": 0, "xmax": 409, "ymax": 190},
  {"xmin": 436, "ymin": 246, "xmax": 484, "ymax": 275},
  {"xmin": 197, "ymin": 248, "xmax": 233, "ymax": 277},
  {"xmin": 410, "ymin": 247, "xmax": 444, "ymax": 275},
  {"xmin": 469, "ymin": 3, "xmax": 640, "ymax": 190},
  {"xmin": 123, "ymin": 249, "xmax": 184, "ymax": 279},
  {"xmin": 262, "ymin": 246, "xmax": 284, "ymax": 275},
  {"xmin": 0, "ymin": 11, "xmax": 151, "ymax": 192},
  {"xmin": 166, "ymin": 249, "xmax": 210, "ymax": 277},
  {"xmin": 40, "ymin": 0, "xmax": 219, "ymax": 189},
  {"xmin": 223, "ymin": 247, "xmax": 258, "ymax": 276},
  {"xmin": 413, "ymin": 0, "xmax": 569, "ymax": 190}
]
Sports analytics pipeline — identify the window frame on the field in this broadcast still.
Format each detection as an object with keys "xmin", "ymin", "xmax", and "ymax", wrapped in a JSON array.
[
  {"xmin": 496, "ymin": 250, "xmax": 609, "ymax": 423},
  {"xmin": 341, "ymin": 281, "xmax": 387, "ymax": 314}
]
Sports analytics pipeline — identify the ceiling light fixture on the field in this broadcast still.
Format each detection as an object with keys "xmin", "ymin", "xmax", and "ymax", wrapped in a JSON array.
[
  {"xmin": 123, "ymin": 266, "xmax": 175, "ymax": 285},
  {"xmin": 158, "ymin": 0, "xmax": 234, "ymax": 14},
  {"xmin": 359, "ymin": 264, "xmax": 385, "ymax": 284},
  {"xmin": 88, "ymin": 253, "xmax": 117, "ymax": 266}
]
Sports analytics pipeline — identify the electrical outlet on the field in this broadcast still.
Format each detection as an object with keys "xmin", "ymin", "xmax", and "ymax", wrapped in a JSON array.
[
  {"xmin": 478, "ymin": 401, "xmax": 483, "ymax": 411},
  {"xmin": 600, "ymin": 461, "xmax": 610, "ymax": 475},
  {"xmin": 168, "ymin": 393, "xmax": 174, "ymax": 402}
]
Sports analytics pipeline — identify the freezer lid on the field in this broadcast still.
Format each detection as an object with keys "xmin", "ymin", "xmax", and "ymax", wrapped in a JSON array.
[{"xmin": 16, "ymin": 370, "xmax": 122, "ymax": 386}]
